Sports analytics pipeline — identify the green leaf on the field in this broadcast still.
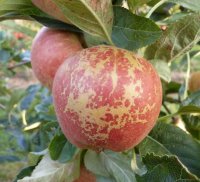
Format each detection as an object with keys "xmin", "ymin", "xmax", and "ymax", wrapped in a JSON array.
[
  {"xmin": 151, "ymin": 60, "xmax": 171, "ymax": 82},
  {"xmin": 85, "ymin": 150, "xmax": 137, "ymax": 182},
  {"xmin": 168, "ymin": 0, "xmax": 200, "ymax": 12},
  {"xmin": 28, "ymin": 150, "xmax": 47, "ymax": 166},
  {"xmin": 131, "ymin": 151, "xmax": 147, "ymax": 176},
  {"xmin": 139, "ymin": 136, "xmax": 171, "ymax": 156},
  {"xmin": 178, "ymin": 90, "xmax": 200, "ymax": 114},
  {"xmin": 31, "ymin": 15, "xmax": 82, "ymax": 33},
  {"xmin": 48, "ymin": 134, "xmax": 77, "ymax": 163},
  {"xmin": 13, "ymin": 165, "xmax": 36, "ymax": 182},
  {"xmin": 164, "ymin": 81, "xmax": 181, "ymax": 94},
  {"xmin": 0, "ymin": 0, "xmax": 45, "ymax": 21},
  {"xmin": 52, "ymin": 0, "xmax": 114, "ymax": 44},
  {"xmin": 145, "ymin": 13, "xmax": 200, "ymax": 62},
  {"xmin": 112, "ymin": 0, "xmax": 123, "ymax": 5},
  {"xmin": 178, "ymin": 106, "xmax": 200, "ymax": 114},
  {"xmin": 6, "ymin": 89, "xmax": 25, "ymax": 114},
  {"xmin": 0, "ymin": 50, "xmax": 11, "ymax": 62},
  {"xmin": 84, "ymin": 150, "xmax": 110, "ymax": 177},
  {"xmin": 181, "ymin": 91, "xmax": 200, "ymax": 108},
  {"xmin": 18, "ymin": 152, "xmax": 81, "ymax": 182},
  {"xmin": 180, "ymin": 91, "xmax": 200, "ymax": 140},
  {"xmin": 112, "ymin": 7, "xmax": 162, "ymax": 50},
  {"xmin": 182, "ymin": 115, "xmax": 200, "ymax": 140},
  {"xmin": 102, "ymin": 151, "xmax": 137, "ymax": 182},
  {"xmin": 177, "ymin": 91, "xmax": 200, "ymax": 114},
  {"xmin": 137, "ymin": 154, "xmax": 199, "ymax": 182},
  {"xmin": 83, "ymin": 32, "xmax": 107, "ymax": 47},
  {"xmin": 143, "ymin": 122, "xmax": 200, "ymax": 177},
  {"xmin": 127, "ymin": 0, "xmax": 152, "ymax": 11},
  {"xmin": 163, "ymin": 12, "xmax": 189, "ymax": 24},
  {"xmin": 20, "ymin": 85, "xmax": 41, "ymax": 110},
  {"xmin": 96, "ymin": 175, "xmax": 116, "ymax": 182},
  {"xmin": 42, "ymin": 121, "xmax": 59, "ymax": 133}
]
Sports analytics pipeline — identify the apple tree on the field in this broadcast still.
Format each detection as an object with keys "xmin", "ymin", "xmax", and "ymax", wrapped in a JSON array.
[{"xmin": 0, "ymin": 0, "xmax": 200, "ymax": 182}]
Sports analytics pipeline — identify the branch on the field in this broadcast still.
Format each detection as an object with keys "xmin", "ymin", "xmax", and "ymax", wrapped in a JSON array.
[
  {"xmin": 163, "ymin": 102, "xmax": 171, "ymax": 114},
  {"xmin": 7, "ymin": 61, "xmax": 30, "ymax": 70},
  {"xmin": 0, "ymin": 103, "xmax": 6, "ymax": 110}
]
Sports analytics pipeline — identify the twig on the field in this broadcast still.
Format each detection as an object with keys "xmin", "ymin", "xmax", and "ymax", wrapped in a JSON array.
[
  {"xmin": 0, "ymin": 103, "xmax": 6, "ymax": 110},
  {"xmin": 163, "ymin": 102, "xmax": 179, "ymax": 124},
  {"xmin": 7, "ymin": 61, "xmax": 30, "ymax": 70},
  {"xmin": 165, "ymin": 97, "xmax": 180, "ymax": 104},
  {"xmin": 163, "ymin": 102, "xmax": 171, "ymax": 114}
]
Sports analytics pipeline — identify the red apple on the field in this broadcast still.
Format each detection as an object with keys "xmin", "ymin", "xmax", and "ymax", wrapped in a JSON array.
[
  {"xmin": 13, "ymin": 32, "xmax": 25, "ymax": 40},
  {"xmin": 74, "ymin": 165, "xmax": 96, "ymax": 182},
  {"xmin": 31, "ymin": 27, "xmax": 82, "ymax": 89},
  {"xmin": 32, "ymin": 0, "xmax": 69, "ymax": 23},
  {"xmin": 53, "ymin": 45, "xmax": 162, "ymax": 152}
]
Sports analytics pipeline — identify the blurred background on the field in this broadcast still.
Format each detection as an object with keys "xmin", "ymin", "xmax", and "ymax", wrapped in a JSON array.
[{"xmin": 0, "ymin": 20, "xmax": 59, "ymax": 182}]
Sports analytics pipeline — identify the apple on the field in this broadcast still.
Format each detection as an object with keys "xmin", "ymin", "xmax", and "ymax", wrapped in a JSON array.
[
  {"xmin": 189, "ymin": 71, "xmax": 200, "ymax": 92},
  {"xmin": 31, "ymin": 0, "xmax": 69, "ymax": 23},
  {"xmin": 74, "ymin": 165, "xmax": 96, "ymax": 182},
  {"xmin": 53, "ymin": 45, "xmax": 162, "ymax": 152},
  {"xmin": 31, "ymin": 27, "xmax": 82, "ymax": 89}
]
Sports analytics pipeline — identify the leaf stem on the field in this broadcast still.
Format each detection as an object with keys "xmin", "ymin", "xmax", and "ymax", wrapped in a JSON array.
[
  {"xmin": 107, "ymin": 35, "xmax": 115, "ymax": 46},
  {"xmin": 183, "ymin": 53, "xmax": 190, "ymax": 99},
  {"xmin": 157, "ymin": 113, "xmax": 177, "ymax": 122},
  {"xmin": 146, "ymin": 0, "xmax": 167, "ymax": 18},
  {"xmin": 131, "ymin": 149, "xmax": 147, "ymax": 176}
]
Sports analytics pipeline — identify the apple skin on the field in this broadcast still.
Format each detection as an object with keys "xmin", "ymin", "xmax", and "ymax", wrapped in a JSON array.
[
  {"xmin": 31, "ymin": 27, "xmax": 82, "ymax": 89},
  {"xmin": 53, "ymin": 45, "xmax": 162, "ymax": 152},
  {"xmin": 74, "ymin": 166, "xmax": 96, "ymax": 182},
  {"xmin": 31, "ymin": 0, "xmax": 70, "ymax": 23},
  {"xmin": 189, "ymin": 71, "xmax": 200, "ymax": 92}
]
